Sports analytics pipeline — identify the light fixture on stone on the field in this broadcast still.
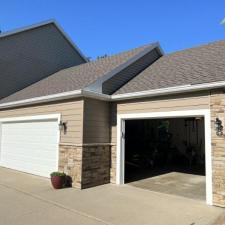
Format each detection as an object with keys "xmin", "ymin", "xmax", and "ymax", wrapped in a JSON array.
[{"xmin": 215, "ymin": 118, "xmax": 223, "ymax": 136}]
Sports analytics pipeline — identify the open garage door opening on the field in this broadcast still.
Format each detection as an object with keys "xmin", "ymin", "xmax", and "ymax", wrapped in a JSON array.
[{"xmin": 124, "ymin": 117, "xmax": 206, "ymax": 201}]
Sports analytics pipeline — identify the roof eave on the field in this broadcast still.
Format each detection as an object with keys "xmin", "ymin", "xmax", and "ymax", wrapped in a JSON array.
[
  {"xmin": 112, "ymin": 81, "xmax": 225, "ymax": 101},
  {"xmin": 0, "ymin": 90, "xmax": 111, "ymax": 109},
  {"xmin": 1, "ymin": 81, "xmax": 225, "ymax": 109},
  {"xmin": 0, "ymin": 90, "xmax": 82, "ymax": 109}
]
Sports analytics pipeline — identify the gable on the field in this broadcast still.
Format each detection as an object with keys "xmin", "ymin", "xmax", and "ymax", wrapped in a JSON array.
[
  {"xmin": 0, "ymin": 21, "xmax": 87, "ymax": 99},
  {"xmin": 102, "ymin": 48, "xmax": 161, "ymax": 94}
]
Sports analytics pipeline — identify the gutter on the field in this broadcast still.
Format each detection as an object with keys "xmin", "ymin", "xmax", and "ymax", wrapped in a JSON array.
[
  {"xmin": 0, "ymin": 90, "xmax": 110, "ymax": 109},
  {"xmin": 0, "ymin": 81, "xmax": 225, "ymax": 109},
  {"xmin": 111, "ymin": 81, "xmax": 225, "ymax": 101},
  {"xmin": 0, "ymin": 90, "xmax": 82, "ymax": 109}
]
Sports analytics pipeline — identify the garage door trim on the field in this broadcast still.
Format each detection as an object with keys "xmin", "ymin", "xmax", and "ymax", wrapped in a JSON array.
[
  {"xmin": 0, "ymin": 114, "xmax": 61, "ymax": 176},
  {"xmin": 117, "ymin": 109, "xmax": 212, "ymax": 205}
]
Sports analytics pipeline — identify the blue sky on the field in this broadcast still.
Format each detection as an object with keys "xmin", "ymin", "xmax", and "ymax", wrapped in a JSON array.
[{"xmin": 0, "ymin": 0, "xmax": 225, "ymax": 59}]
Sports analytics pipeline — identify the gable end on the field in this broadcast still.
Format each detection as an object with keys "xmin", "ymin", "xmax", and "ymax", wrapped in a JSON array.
[{"xmin": 102, "ymin": 48, "xmax": 161, "ymax": 95}]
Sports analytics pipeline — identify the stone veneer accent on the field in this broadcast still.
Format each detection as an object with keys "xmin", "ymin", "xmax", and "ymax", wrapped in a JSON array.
[
  {"xmin": 59, "ymin": 143, "xmax": 82, "ymax": 188},
  {"xmin": 82, "ymin": 145, "xmax": 111, "ymax": 188},
  {"xmin": 59, "ymin": 143, "xmax": 112, "ymax": 189},
  {"xmin": 210, "ymin": 90, "xmax": 225, "ymax": 207}
]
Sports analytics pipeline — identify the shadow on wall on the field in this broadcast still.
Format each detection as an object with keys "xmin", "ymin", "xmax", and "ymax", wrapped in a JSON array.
[{"xmin": 110, "ymin": 103, "xmax": 117, "ymax": 140}]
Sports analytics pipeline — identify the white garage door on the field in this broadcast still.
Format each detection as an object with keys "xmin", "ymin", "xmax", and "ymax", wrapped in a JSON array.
[{"xmin": 0, "ymin": 117, "xmax": 59, "ymax": 177}]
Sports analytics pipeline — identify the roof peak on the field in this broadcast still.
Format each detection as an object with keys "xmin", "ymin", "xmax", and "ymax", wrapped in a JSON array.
[
  {"xmin": 0, "ymin": 19, "xmax": 88, "ymax": 62},
  {"xmin": 0, "ymin": 19, "xmax": 55, "ymax": 39}
]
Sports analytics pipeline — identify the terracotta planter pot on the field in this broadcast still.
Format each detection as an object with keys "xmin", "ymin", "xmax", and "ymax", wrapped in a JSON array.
[{"xmin": 51, "ymin": 175, "xmax": 65, "ymax": 189}]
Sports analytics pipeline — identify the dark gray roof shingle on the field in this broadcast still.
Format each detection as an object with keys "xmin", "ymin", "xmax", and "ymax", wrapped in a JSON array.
[
  {"xmin": 114, "ymin": 40, "xmax": 225, "ymax": 94},
  {"xmin": 0, "ymin": 44, "xmax": 150, "ymax": 104}
]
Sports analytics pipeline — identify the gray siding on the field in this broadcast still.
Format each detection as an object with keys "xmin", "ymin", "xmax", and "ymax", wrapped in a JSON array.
[
  {"xmin": 102, "ymin": 49, "xmax": 160, "ymax": 94},
  {"xmin": 83, "ymin": 98, "xmax": 110, "ymax": 143},
  {"xmin": 0, "ymin": 23, "xmax": 86, "ymax": 99}
]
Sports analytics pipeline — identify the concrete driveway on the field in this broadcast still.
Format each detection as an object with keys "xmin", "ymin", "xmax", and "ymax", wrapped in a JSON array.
[
  {"xmin": 0, "ymin": 167, "xmax": 223, "ymax": 225},
  {"xmin": 129, "ymin": 172, "xmax": 206, "ymax": 201}
]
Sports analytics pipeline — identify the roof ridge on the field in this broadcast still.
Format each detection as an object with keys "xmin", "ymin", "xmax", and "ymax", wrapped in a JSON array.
[
  {"xmin": 57, "ymin": 42, "xmax": 156, "ymax": 73},
  {"xmin": 92, "ymin": 43, "xmax": 153, "ymax": 60},
  {"xmin": 166, "ymin": 38, "xmax": 225, "ymax": 56}
]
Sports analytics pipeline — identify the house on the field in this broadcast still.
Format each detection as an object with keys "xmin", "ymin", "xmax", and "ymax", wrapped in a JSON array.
[{"xmin": 0, "ymin": 20, "xmax": 225, "ymax": 208}]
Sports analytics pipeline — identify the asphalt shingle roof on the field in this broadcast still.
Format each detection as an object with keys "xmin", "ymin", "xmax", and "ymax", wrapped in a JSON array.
[
  {"xmin": 2, "ymin": 39, "xmax": 225, "ymax": 104},
  {"xmin": 0, "ymin": 44, "xmax": 151, "ymax": 104},
  {"xmin": 114, "ymin": 40, "xmax": 225, "ymax": 94}
]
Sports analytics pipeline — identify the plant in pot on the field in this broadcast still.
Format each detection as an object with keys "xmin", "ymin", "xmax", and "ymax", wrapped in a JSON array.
[{"xmin": 50, "ymin": 172, "xmax": 66, "ymax": 189}]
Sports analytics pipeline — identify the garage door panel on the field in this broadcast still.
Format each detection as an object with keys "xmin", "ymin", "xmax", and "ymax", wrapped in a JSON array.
[
  {"xmin": 2, "ymin": 149, "xmax": 57, "ymax": 161},
  {"xmin": 2, "ymin": 138, "xmax": 58, "ymax": 145},
  {"xmin": 0, "ymin": 118, "xmax": 59, "ymax": 177}
]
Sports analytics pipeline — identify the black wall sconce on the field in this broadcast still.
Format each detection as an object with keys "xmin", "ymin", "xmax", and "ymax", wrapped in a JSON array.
[
  {"xmin": 59, "ymin": 121, "xmax": 67, "ymax": 134},
  {"xmin": 215, "ymin": 118, "xmax": 223, "ymax": 136}
]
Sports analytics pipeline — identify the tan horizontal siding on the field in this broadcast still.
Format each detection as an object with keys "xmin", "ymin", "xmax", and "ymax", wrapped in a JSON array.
[
  {"xmin": 0, "ymin": 99, "xmax": 84, "ymax": 144},
  {"xmin": 111, "ymin": 93, "xmax": 210, "ymax": 143},
  {"xmin": 83, "ymin": 98, "xmax": 110, "ymax": 144}
]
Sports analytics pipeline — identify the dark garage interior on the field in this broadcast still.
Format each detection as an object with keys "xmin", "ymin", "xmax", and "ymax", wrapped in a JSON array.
[{"xmin": 125, "ymin": 117, "xmax": 206, "ymax": 200}]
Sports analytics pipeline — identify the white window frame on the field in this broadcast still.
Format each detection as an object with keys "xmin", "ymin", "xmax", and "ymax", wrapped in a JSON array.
[
  {"xmin": 116, "ymin": 109, "xmax": 212, "ymax": 205},
  {"xmin": 0, "ymin": 114, "xmax": 61, "ymax": 174}
]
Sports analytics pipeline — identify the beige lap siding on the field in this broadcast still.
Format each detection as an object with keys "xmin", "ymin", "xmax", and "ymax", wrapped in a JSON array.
[
  {"xmin": 83, "ymin": 98, "xmax": 110, "ymax": 144},
  {"xmin": 0, "ymin": 98, "xmax": 84, "ymax": 144}
]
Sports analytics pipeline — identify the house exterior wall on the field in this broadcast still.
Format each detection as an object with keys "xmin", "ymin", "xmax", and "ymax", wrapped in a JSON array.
[
  {"xmin": 1, "ymin": 90, "xmax": 225, "ymax": 207},
  {"xmin": 0, "ymin": 23, "xmax": 85, "ymax": 100},
  {"xmin": 0, "ymin": 99, "xmax": 84, "ymax": 144},
  {"xmin": 81, "ymin": 98, "xmax": 111, "ymax": 188},
  {"xmin": 0, "ymin": 99, "xmax": 85, "ymax": 188},
  {"xmin": 210, "ymin": 90, "xmax": 225, "ymax": 207},
  {"xmin": 0, "ymin": 97, "xmax": 112, "ymax": 189},
  {"xmin": 110, "ymin": 90, "xmax": 225, "ymax": 207},
  {"xmin": 83, "ymin": 98, "xmax": 110, "ymax": 144},
  {"xmin": 110, "ymin": 92, "xmax": 210, "ymax": 186}
]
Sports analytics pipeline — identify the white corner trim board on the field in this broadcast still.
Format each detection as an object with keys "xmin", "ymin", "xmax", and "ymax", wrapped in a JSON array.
[{"xmin": 116, "ymin": 109, "xmax": 213, "ymax": 205}]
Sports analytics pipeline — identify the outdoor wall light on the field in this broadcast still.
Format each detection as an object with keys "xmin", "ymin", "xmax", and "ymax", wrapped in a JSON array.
[
  {"xmin": 59, "ymin": 121, "xmax": 67, "ymax": 133},
  {"xmin": 215, "ymin": 118, "xmax": 223, "ymax": 136}
]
